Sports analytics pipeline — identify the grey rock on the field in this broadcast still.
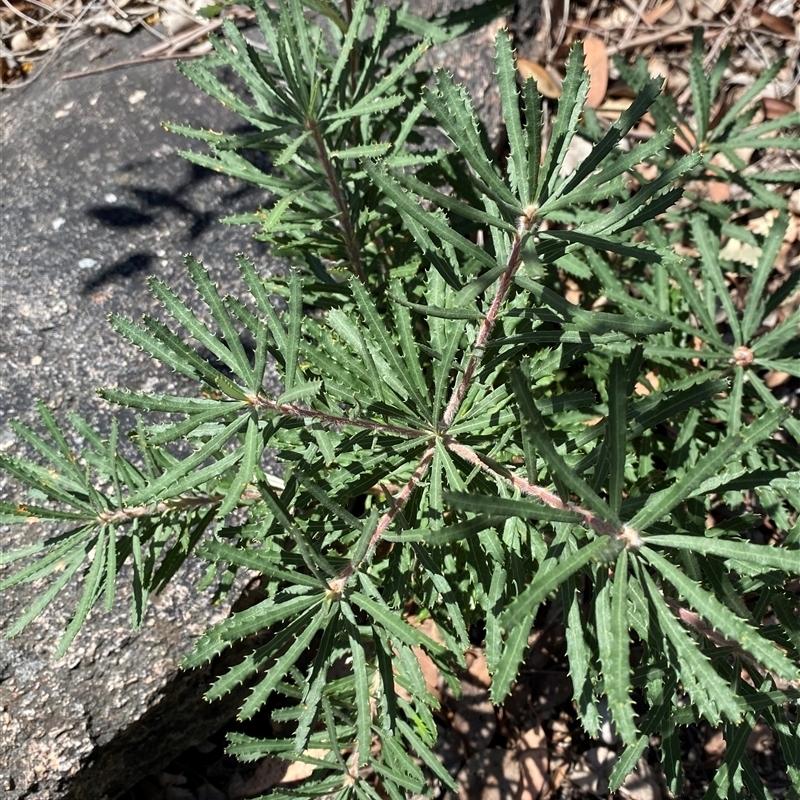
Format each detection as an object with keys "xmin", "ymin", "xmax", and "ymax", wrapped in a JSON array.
[
  {"xmin": 414, "ymin": 0, "xmax": 508, "ymax": 143},
  {"xmin": 0, "ymin": 26, "xmax": 280, "ymax": 800}
]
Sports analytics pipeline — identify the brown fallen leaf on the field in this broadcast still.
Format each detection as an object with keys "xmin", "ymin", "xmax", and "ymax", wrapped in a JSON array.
[
  {"xmin": 10, "ymin": 30, "xmax": 33, "ymax": 54},
  {"xmin": 765, "ymin": 371, "xmax": 790, "ymax": 389},
  {"xmin": 282, "ymin": 751, "xmax": 328, "ymax": 784},
  {"xmin": 517, "ymin": 58, "xmax": 562, "ymax": 99},
  {"xmin": 594, "ymin": 96, "xmax": 634, "ymax": 121},
  {"xmin": 763, "ymin": 97, "xmax": 796, "ymax": 120},
  {"xmin": 517, "ymin": 723, "xmax": 549, "ymax": 800},
  {"xmin": 788, "ymin": 188, "xmax": 800, "ymax": 216},
  {"xmin": 704, "ymin": 730, "xmax": 726, "ymax": 759},
  {"xmin": 634, "ymin": 370, "xmax": 660, "ymax": 397},
  {"xmin": 755, "ymin": 9, "xmax": 796, "ymax": 39},
  {"xmin": 646, "ymin": 56, "xmax": 670, "ymax": 83},
  {"xmin": 582, "ymin": 36, "xmax": 608, "ymax": 109},
  {"xmin": 466, "ymin": 648, "xmax": 492, "ymax": 687},
  {"xmin": 642, "ymin": 0, "xmax": 676, "ymax": 25},
  {"xmin": 452, "ymin": 649, "xmax": 497, "ymax": 754},
  {"xmin": 564, "ymin": 278, "xmax": 582, "ymax": 306},
  {"xmin": 619, "ymin": 758, "xmax": 663, "ymax": 800},
  {"xmin": 412, "ymin": 617, "xmax": 444, "ymax": 702}
]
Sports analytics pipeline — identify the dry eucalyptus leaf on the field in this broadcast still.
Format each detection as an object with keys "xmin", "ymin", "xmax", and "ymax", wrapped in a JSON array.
[
  {"xmin": 643, "ymin": 0, "xmax": 676, "ymax": 25},
  {"xmin": 719, "ymin": 237, "xmax": 762, "ymax": 266},
  {"xmin": 161, "ymin": 10, "xmax": 197, "ymax": 36},
  {"xmin": 595, "ymin": 96, "xmax": 634, "ymax": 121},
  {"xmin": 582, "ymin": 35, "xmax": 608, "ymax": 109},
  {"xmin": 10, "ymin": 30, "xmax": 32, "ymax": 53},
  {"xmin": 788, "ymin": 188, "xmax": 800, "ymax": 216},
  {"xmin": 749, "ymin": 208, "xmax": 781, "ymax": 236},
  {"xmin": 560, "ymin": 135, "xmax": 592, "ymax": 176},
  {"xmin": 634, "ymin": 370, "xmax": 660, "ymax": 397},
  {"xmin": 189, "ymin": 39, "xmax": 213, "ymax": 55},
  {"xmin": 88, "ymin": 11, "xmax": 135, "ymax": 34},
  {"xmin": 647, "ymin": 56, "xmax": 669, "ymax": 82},
  {"xmin": 756, "ymin": 9, "xmax": 796, "ymax": 38},
  {"xmin": 517, "ymin": 58, "xmax": 562, "ymax": 99},
  {"xmin": 517, "ymin": 723, "xmax": 549, "ymax": 800},
  {"xmin": 694, "ymin": 0, "xmax": 727, "ymax": 21},
  {"xmin": 408, "ymin": 616, "xmax": 444, "ymax": 701},
  {"xmin": 763, "ymin": 97, "xmax": 796, "ymax": 119},
  {"xmin": 281, "ymin": 752, "xmax": 327, "ymax": 784},
  {"xmin": 619, "ymin": 758, "xmax": 663, "ymax": 800},
  {"xmin": 765, "ymin": 371, "xmax": 791, "ymax": 388},
  {"xmin": 37, "ymin": 25, "xmax": 60, "ymax": 52}
]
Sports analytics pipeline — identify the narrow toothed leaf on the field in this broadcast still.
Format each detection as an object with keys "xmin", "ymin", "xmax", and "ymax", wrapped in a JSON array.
[
  {"xmin": 643, "ymin": 534, "xmax": 799, "ymax": 575},
  {"xmin": 596, "ymin": 550, "xmax": 637, "ymax": 745},
  {"xmin": 184, "ymin": 255, "xmax": 254, "ymax": 385},
  {"xmin": 630, "ymin": 410, "xmax": 786, "ymax": 531},
  {"xmin": 688, "ymin": 30, "xmax": 710, "ymax": 142},
  {"xmin": 537, "ymin": 42, "xmax": 589, "ymax": 204},
  {"xmin": 444, "ymin": 491, "xmax": 581, "ymax": 523},
  {"xmin": 741, "ymin": 214, "xmax": 788, "ymax": 342},
  {"xmin": 495, "ymin": 31, "xmax": 528, "ymax": 204},
  {"xmin": 639, "ymin": 565, "xmax": 742, "ymax": 722},
  {"xmin": 342, "ymin": 607, "xmax": 373, "ymax": 765},
  {"xmin": 294, "ymin": 604, "xmax": 340, "ymax": 753},
  {"xmin": 425, "ymin": 71, "xmax": 518, "ymax": 209},
  {"xmin": 606, "ymin": 357, "xmax": 628, "ymax": 515},
  {"xmin": 490, "ymin": 612, "xmax": 532, "ymax": 703},
  {"xmin": 644, "ymin": 548, "xmax": 799, "ymax": 681},
  {"xmin": 364, "ymin": 162, "xmax": 496, "ymax": 271},
  {"xmin": 54, "ymin": 528, "xmax": 108, "ymax": 658},
  {"xmin": 351, "ymin": 591, "xmax": 445, "ymax": 656},
  {"xmin": 501, "ymin": 537, "xmax": 612, "ymax": 632},
  {"xmin": 217, "ymin": 415, "xmax": 262, "ymax": 517},
  {"xmin": 4, "ymin": 549, "xmax": 85, "ymax": 637},
  {"xmin": 124, "ymin": 415, "xmax": 248, "ymax": 506},
  {"xmin": 396, "ymin": 719, "xmax": 458, "ymax": 793}
]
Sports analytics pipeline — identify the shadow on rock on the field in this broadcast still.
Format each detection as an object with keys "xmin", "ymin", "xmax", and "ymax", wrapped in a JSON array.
[
  {"xmin": 81, "ymin": 252, "xmax": 154, "ymax": 294},
  {"xmin": 88, "ymin": 206, "xmax": 156, "ymax": 227}
]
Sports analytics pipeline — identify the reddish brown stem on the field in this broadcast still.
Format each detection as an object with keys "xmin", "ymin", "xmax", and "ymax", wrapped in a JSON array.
[
  {"xmin": 445, "ymin": 438, "xmax": 620, "ymax": 538},
  {"xmin": 330, "ymin": 444, "xmax": 435, "ymax": 591},
  {"xmin": 441, "ymin": 225, "xmax": 528, "ymax": 428}
]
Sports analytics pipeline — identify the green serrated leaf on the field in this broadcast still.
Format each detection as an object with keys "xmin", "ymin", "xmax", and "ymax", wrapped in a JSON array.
[
  {"xmin": 596, "ymin": 550, "xmax": 637, "ymax": 745},
  {"xmin": 644, "ymin": 548, "xmax": 799, "ymax": 681}
]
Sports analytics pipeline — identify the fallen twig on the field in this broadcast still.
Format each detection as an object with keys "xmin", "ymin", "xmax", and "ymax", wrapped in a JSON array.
[{"xmin": 60, "ymin": 48, "xmax": 207, "ymax": 80}]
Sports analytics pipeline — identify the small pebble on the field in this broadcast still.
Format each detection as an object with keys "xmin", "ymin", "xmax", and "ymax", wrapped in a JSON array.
[
  {"xmin": 30, "ymin": 355, "xmax": 42, "ymax": 366},
  {"xmin": 104, "ymin": 193, "xmax": 118, "ymax": 204},
  {"xmin": 52, "ymin": 217, "xmax": 66, "ymax": 231},
  {"xmin": 0, "ymin": 428, "xmax": 17, "ymax": 451},
  {"xmin": 128, "ymin": 89, "xmax": 147, "ymax": 105},
  {"xmin": 78, "ymin": 258, "xmax": 98, "ymax": 270},
  {"xmin": 54, "ymin": 101, "xmax": 75, "ymax": 119}
]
